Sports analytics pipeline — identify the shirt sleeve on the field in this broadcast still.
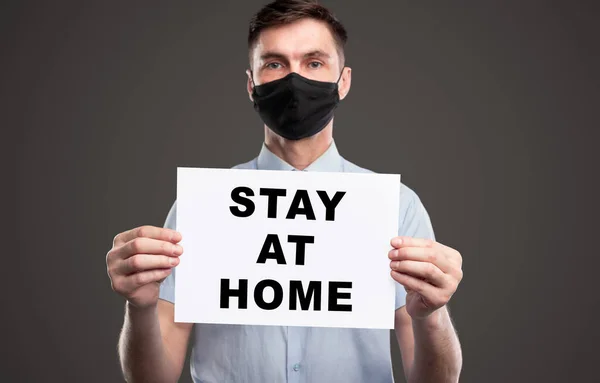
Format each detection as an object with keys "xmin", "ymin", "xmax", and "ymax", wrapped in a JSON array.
[
  {"xmin": 394, "ymin": 184, "xmax": 436, "ymax": 310},
  {"xmin": 158, "ymin": 200, "xmax": 177, "ymax": 304}
]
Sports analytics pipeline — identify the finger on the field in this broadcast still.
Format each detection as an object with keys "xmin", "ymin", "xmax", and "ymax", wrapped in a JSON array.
[
  {"xmin": 390, "ymin": 260, "xmax": 447, "ymax": 288},
  {"xmin": 118, "ymin": 254, "xmax": 180, "ymax": 275},
  {"xmin": 388, "ymin": 247, "xmax": 451, "ymax": 273},
  {"xmin": 391, "ymin": 236, "xmax": 436, "ymax": 249},
  {"xmin": 391, "ymin": 271, "xmax": 446, "ymax": 308},
  {"xmin": 123, "ymin": 268, "xmax": 173, "ymax": 291},
  {"xmin": 120, "ymin": 237, "xmax": 183, "ymax": 259},
  {"xmin": 114, "ymin": 225, "xmax": 182, "ymax": 246}
]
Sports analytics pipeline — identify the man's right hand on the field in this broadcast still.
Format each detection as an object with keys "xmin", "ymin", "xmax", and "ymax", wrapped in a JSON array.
[{"xmin": 106, "ymin": 225, "xmax": 183, "ymax": 309}]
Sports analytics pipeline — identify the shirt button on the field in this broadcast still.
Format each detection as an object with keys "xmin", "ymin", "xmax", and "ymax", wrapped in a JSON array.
[{"xmin": 292, "ymin": 363, "xmax": 301, "ymax": 371}]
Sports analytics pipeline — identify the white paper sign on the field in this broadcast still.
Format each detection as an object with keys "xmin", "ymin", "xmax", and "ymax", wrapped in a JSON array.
[{"xmin": 175, "ymin": 167, "xmax": 400, "ymax": 329}]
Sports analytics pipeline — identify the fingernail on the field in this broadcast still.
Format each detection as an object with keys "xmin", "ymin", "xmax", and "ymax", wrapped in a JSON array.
[
  {"xmin": 173, "ymin": 245, "xmax": 183, "ymax": 255},
  {"xmin": 170, "ymin": 257, "xmax": 179, "ymax": 266},
  {"xmin": 388, "ymin": 249, "xmax": 397, "ymax": 259},
  {"xmin": 393, "ymin": 238, "xmax": 403, "ymax": 247}
]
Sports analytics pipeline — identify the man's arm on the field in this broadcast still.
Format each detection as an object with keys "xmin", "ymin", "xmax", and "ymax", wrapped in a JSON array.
[
  {"xmin": 118, "ymin": 299, "xmax": 192, "ymax": 383},
  {"xmin": 390, "ymin": 187, "xmax": 463, "ymax": 381},
  {"xmin": 395, "ymin": 305, "xmax": 462, "ymax": 383}
]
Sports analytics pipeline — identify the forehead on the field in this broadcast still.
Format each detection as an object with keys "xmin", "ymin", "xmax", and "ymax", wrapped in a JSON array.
[{"xmin": 252, "ymin": 18, "xmax": 338, "ymax": 60}]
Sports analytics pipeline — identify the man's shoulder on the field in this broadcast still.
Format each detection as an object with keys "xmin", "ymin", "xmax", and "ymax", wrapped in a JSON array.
[
  {"xmin": 231, "ymin": 158, "xmax": 257, "ymax": 170},
  {"xmin": 344, "ymin": 157, "xmax": 432, "ymax": 237},
  {"xmin": 342, "ymin": 157, "xmax": 374, "ymax": 174},
  {"xmin": 342, "ymin": 157, "xmax": 420, "ymax": 204}
]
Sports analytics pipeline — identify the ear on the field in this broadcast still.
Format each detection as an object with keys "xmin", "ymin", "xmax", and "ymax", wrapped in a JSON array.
[
  {"xmin": 338, "ymin": 66, "xmax": 352, "ymax": 101},
  {"xmin": 246, "ymin": 69, "xmax": 254, "ymax": 102}
]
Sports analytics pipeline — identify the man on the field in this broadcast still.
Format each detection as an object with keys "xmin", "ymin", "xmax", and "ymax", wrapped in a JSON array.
[{"xmin": 106, "ymin": 1, "xmax": 464, "ymax": 382}]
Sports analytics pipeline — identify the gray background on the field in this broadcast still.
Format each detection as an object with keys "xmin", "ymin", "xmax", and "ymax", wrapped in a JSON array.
[{"xmin": 4, "ymin": 0, "xmax": 599, "ymax": 382}]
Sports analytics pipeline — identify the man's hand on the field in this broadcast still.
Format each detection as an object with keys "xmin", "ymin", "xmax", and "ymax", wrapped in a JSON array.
[
  {"xmin": 106, "ymin": 225, "xmax": 184, "ymax": 309},
  {"xmin": 388, "ymin": 236, "xmax": 463, "ymax": 319}
]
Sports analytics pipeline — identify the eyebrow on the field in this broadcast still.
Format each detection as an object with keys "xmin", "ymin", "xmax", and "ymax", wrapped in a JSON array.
[{"xmin": 259, "ymin": 50, "xmax": 332, "ymax": 62}]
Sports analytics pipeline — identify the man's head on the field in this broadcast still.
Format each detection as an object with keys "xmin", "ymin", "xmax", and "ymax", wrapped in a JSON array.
[{"xmin": 246, "ymin": 0, "xmax": 351, "ymax": 98}]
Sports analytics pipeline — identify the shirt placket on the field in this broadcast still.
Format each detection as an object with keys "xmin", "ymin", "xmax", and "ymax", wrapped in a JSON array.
[{"xmin": 287, "ymin": 326, "xmax": 305, "ymax": 383}]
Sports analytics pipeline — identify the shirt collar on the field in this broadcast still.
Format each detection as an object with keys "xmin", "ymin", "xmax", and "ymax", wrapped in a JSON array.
[{"xmin": 256, "ymin": 140, "xmax": 344, "ymax": 172}]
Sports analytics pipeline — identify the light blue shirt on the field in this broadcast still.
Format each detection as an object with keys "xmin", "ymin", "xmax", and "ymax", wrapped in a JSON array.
[{"xmin": 159, "ymin": 141, "xmax": 435, "ymax": 383}]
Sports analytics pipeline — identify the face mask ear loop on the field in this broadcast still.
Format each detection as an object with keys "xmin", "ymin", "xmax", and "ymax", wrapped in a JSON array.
[
  {"xmin": 336, "ymin": 67, "xmax": 345, "ymax": 84},
  {"xmin": 249, "ymin": 69, "xmax": 257, "ymax": 92}
]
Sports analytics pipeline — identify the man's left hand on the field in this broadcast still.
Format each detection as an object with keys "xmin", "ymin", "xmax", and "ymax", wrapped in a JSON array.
[{"xmin": 389, "ymin": 236, "xmax": 463, "ymax": 319}]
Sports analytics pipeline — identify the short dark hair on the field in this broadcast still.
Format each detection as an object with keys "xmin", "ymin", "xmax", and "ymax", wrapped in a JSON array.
[{"xmin": 248, "ymin": 0, "xmax": 348, "ymax": 68}]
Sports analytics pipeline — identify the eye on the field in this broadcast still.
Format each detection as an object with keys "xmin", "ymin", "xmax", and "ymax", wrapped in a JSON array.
[
  {"xmin": 308, "ymin": 61, "xmax": 323, "ymax": 69},
  {"xmin": 266, "ymin": 62, "xmax": 282, "ymax": 70}
]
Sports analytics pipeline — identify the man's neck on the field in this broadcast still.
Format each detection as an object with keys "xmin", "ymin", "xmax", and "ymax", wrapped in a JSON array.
[{"xmin": 264, "ymin": 123, "xmax": 334, "ymax": 170}]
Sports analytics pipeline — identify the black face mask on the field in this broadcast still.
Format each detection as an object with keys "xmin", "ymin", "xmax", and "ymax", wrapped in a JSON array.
[{"xmin": 250, "ymin": 70, "xmax": 344, "ymax": 141}]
